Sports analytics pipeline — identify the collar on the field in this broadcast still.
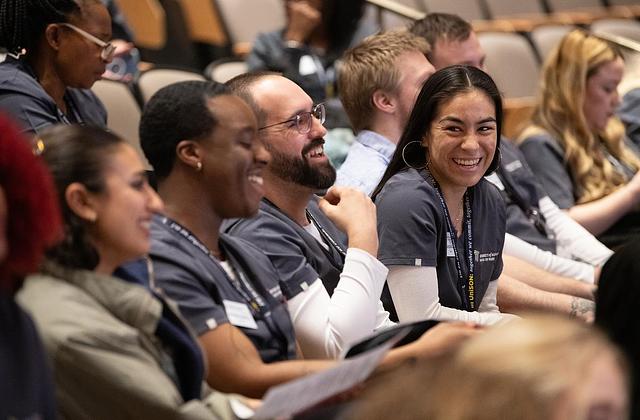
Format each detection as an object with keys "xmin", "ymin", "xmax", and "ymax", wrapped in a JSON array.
[
  {"xmin": 40, "ymin": 260, "xmax": 162, "ymax": 335},
  {"xmin": 356, "ymin": 130, "xmax": 396, "ymax": 163}
]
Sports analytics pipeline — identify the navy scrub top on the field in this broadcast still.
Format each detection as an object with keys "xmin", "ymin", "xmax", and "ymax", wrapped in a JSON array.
[
  {"xmin": 149, "ymin": 216, "xmax": 297, "ymax": 363},
  {"xmin": 376, "ymin": 168, "xmax": 506, "ymax": 310}
]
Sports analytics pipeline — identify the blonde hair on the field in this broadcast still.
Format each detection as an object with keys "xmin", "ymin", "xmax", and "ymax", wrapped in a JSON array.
[
  {"xmin": 338, "ymin": 30, "xmax": 430, "ymax": 132},
  {"xmin": 350, "ymin": 316, "xmax": 628, "ymax": 420},
  {"xmin": 519, "ymin": 30, "xmax": 640, "ymax": 204}
]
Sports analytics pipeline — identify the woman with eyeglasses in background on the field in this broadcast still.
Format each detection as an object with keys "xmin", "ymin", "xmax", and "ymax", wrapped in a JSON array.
[{"xmin": 0, "ymin": 0, "xmax": 113, "ymax": 135}]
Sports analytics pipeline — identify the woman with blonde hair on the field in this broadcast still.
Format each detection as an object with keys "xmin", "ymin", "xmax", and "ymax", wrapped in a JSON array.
[
  {"xmin": 350, "ymin": 315, "xmax": 629, "ymax": 420},
  {"xmin": 518, "ymin": 29, "xmax": 640, "ymax": 248}
]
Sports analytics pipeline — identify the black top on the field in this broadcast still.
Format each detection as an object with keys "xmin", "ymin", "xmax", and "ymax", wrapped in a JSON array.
[{"xmin": 0, "ymin": 294, "xmax": 56, "ymax": 419}]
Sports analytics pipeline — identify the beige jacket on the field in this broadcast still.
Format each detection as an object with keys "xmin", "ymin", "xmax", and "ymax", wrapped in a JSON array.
[{"xmin": 17, "ymin": 262, "xmax": 236, "ymax": 420}]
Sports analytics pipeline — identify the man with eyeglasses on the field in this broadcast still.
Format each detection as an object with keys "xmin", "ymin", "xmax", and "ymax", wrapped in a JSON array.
[
  {"xmin": 224, "ymin": 72, "xmax": 397, "ymax": 359},
  {"xmin": 0, "ymin": 0, "xmax": 112, "ymax": 135}
]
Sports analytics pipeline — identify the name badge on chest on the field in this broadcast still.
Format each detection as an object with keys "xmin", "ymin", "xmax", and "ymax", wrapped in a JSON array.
[
  {"xmin": 446, "ymin": 232, "xmax": 455, "ymax": 257},
  {"xmin": 223, "ymin": 300, "xmax": 258, "ymax": 330}
]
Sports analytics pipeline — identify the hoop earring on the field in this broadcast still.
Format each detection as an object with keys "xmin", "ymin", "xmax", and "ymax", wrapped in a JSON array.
[{"xmin": 401, "ymin": 140, "xmax": 427, "ymax": 170}]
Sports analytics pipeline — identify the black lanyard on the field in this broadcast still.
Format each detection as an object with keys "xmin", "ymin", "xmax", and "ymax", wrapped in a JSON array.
[
  {"xmin": 305, "ymin": 209, "xmax": 347, "ymax": 258},
  {"xmin": 58, "ymin": 94, "xmax": 85, "ymax": 125},
  {"xmin": 160, "ymin": 217, "xmax": 265, "ymax": 314},
  {"xmin": 427, "ymin": 174, "xmax": 476, "ymax": 311}
]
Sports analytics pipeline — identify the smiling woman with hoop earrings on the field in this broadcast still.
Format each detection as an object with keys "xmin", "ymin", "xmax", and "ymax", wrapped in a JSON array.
[{"xmin": 372, "ymin": 65, "xmax": 513, "ymax": 325}]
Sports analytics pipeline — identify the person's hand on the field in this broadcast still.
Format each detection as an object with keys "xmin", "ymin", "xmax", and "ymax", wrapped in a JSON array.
[
  {"xmin": 284, "ymin": 1, "xmax": 321, "ymax": 44},
  {"xmin": 407, "ymin": 322, "xmax": 482, "ymax": 359},
  {"xmin": 318, "ymin": 186, "xmax": 378, "ymax": 256}
]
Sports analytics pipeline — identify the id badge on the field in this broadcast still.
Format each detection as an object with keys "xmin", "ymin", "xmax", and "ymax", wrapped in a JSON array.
[
  {"xmin": 446, "ymin": 232, "xmax": 455, "ymax": 257},
  {"xmin": 223, "ymin": 300, "xmax": 258, "ymax": 330}
]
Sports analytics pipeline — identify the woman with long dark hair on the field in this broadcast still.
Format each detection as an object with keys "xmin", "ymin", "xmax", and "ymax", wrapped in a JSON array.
[
  {"xmin": 17, "ymin": 125, "xmax": 234, "ymax": 419},
  {"xmin": 373, "ymin": 65, "xmax": 510, "ymax": 325}
]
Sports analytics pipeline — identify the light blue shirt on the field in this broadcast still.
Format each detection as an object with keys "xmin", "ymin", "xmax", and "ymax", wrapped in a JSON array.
[{"xmin": 334, "ymin": 130, "xmax": 396, "ymax": 195}]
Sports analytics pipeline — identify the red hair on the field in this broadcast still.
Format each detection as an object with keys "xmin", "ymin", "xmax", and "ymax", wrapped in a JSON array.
[{"xmin": 0, "ymin": 115, "xmax": 62, "ymax": 293}]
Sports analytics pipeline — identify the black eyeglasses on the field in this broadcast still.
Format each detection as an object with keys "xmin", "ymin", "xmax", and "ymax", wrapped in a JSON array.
[{"xmin": 259, "ymin": 103, "xmax": 326, "ymax": 133}]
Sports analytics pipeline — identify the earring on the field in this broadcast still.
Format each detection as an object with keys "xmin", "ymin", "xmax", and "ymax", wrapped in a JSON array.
[
  {"xmin": 195, "ymin": 161, "xmax": 202, "ymax": 171},
  {"xmin": 401, "ymin": 140, "xmax": 427, "ymax": 170}
]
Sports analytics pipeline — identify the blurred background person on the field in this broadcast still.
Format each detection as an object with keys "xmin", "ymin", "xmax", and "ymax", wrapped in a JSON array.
[
  {"xmin": 518, "ymin": 30, "xmax": 640, "ymax": 249},
  {"xmin": 0, "ymin": 0, "xmax": 112, "ymax": 135},
  {"xmin": 247, "ymin": 0, "xmax": 376, "ymax": 165},
  {"xmin": 0, "ymin": 114, "xmax": 61, "ymax": 420},
  {"xmin": 350, "ymin": 315, "xmax": 629, "ymax": 420},
  {"xmin": 596, "ymin": 238, "xmax": 640, "ymax": 420}
]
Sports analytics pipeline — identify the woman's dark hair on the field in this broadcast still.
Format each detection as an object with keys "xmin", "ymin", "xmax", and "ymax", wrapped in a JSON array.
[
  {"xmin": 596, "ymin": 239, "xmax": 640, "ymax": 419},
  {"xmin": 39, "ymin": 124, "xmax": 124, "ymax": 270},
  {"xmin": 0, "ymin": 0, "xmax": 98, "ymax": 55},
  {"xmin": 0, "ymin": 114, "xmax": 61, "ymax": 293},
  {"xmin": 372, "ymin": 65, "xmax": 502, "ymax": 200},
  {"xmin": 140, "ymin": 80, "xmax": 231, "ymax": 180},
  {"xmin": 322, "ymin": 0, "xmax": 366, "ymax": 51}
]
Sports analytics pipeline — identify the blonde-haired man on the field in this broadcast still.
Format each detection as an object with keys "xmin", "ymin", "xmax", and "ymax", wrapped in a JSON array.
[{"xmin": 335, "ymin": 31, "xmax": 434, "ymax": 194}]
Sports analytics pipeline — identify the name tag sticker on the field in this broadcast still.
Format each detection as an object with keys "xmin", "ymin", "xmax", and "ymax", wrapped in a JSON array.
[
  {"xmin": 446, "ymin": 232, "xmax": 455, "ymax": 257},
  {"xmin": 223, "ymin": 300, "xmax": 258, "ymax": 330}
]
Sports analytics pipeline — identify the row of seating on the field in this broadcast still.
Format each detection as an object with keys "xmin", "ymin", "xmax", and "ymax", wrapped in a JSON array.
[
  {"xmin": 114, "ymin": 0, "xmax": 640, "ymax": 71},
  {"xmin": 94, "ymin": 13, "xmax": 640, "ymax": 154}
]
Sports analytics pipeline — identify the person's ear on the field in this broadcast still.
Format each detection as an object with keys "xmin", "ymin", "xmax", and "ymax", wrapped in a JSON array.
[
  {"xmin": 44, "ymin": 23, "xmax": 64, "ymax": 52},
  {"xmin": 176, "ymin": 140, "xmax": 203, "ymax": 172},
  {"xmin": 372, "ymin": 89, "xmax": 396, "ymax": 115},
  {"xmin": 65, "ymin": 183, "xmax": 98, "ymax": 222}
]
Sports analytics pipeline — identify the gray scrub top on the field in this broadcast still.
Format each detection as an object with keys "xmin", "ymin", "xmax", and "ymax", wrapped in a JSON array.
[
  {"xmin": 149, "ymin": 216, "xmax": 297, "ymax": 363},
  {"xmin": 490, "ymin": 139, "xmax": 556, "ymax": 253},
  {"xmin": 0, "ymin": 57, "xmax": 106, "ymax": 135},
  {"xmin": 224, "ymin": 198, "xmax": 347, "ymax": 300},
  {"xmin": 376, "ymin": 168, "xmax": 506, "ymax": 311},
  {"xmin": 519, "ymin": 132, "xmax": 638, "ymax": 209}
]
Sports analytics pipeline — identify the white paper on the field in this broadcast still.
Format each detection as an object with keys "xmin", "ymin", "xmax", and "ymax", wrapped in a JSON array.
[{"xmin": 253, "ymin": 333, "xmax": 405, "ymax": 420}]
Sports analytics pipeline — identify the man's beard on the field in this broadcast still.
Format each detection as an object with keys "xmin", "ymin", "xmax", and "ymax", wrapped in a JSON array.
[{"xmin": 267, "ymin": 139, "xmax": 336, "ymax": 189}]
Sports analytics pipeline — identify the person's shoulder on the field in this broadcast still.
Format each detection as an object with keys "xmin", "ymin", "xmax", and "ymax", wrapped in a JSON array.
[
  {"xmin": 220, "ymin": 233, "xmax": 273, "ymax": 262},
  {"xmin": 476, "ymin": 177, "xmax": 502, "ymax": 197},
  {"xmin": 378, "ymin": 169, "xmax": 435, "ymax": 202},
  {"xmin": 224, "ymin": 201, "xmax": 299, "ymax": 239},
  {"xmin": 0, "ymin": 59, "xmax": 36, "ymax": 88},
  {"xmin": 474, "ymin": 178, "xmax": 507, "ymax": 218},
  {"xmin": 149, "ymin": 217, "xmax": 200, "ymax": 264},
  {"xmin": 17, "ymin": 273, "xmax": 136, "ymax": 352},
  {"xmin": 519, "ymin": 130, "xmax": 560, "ymax": 149}
]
